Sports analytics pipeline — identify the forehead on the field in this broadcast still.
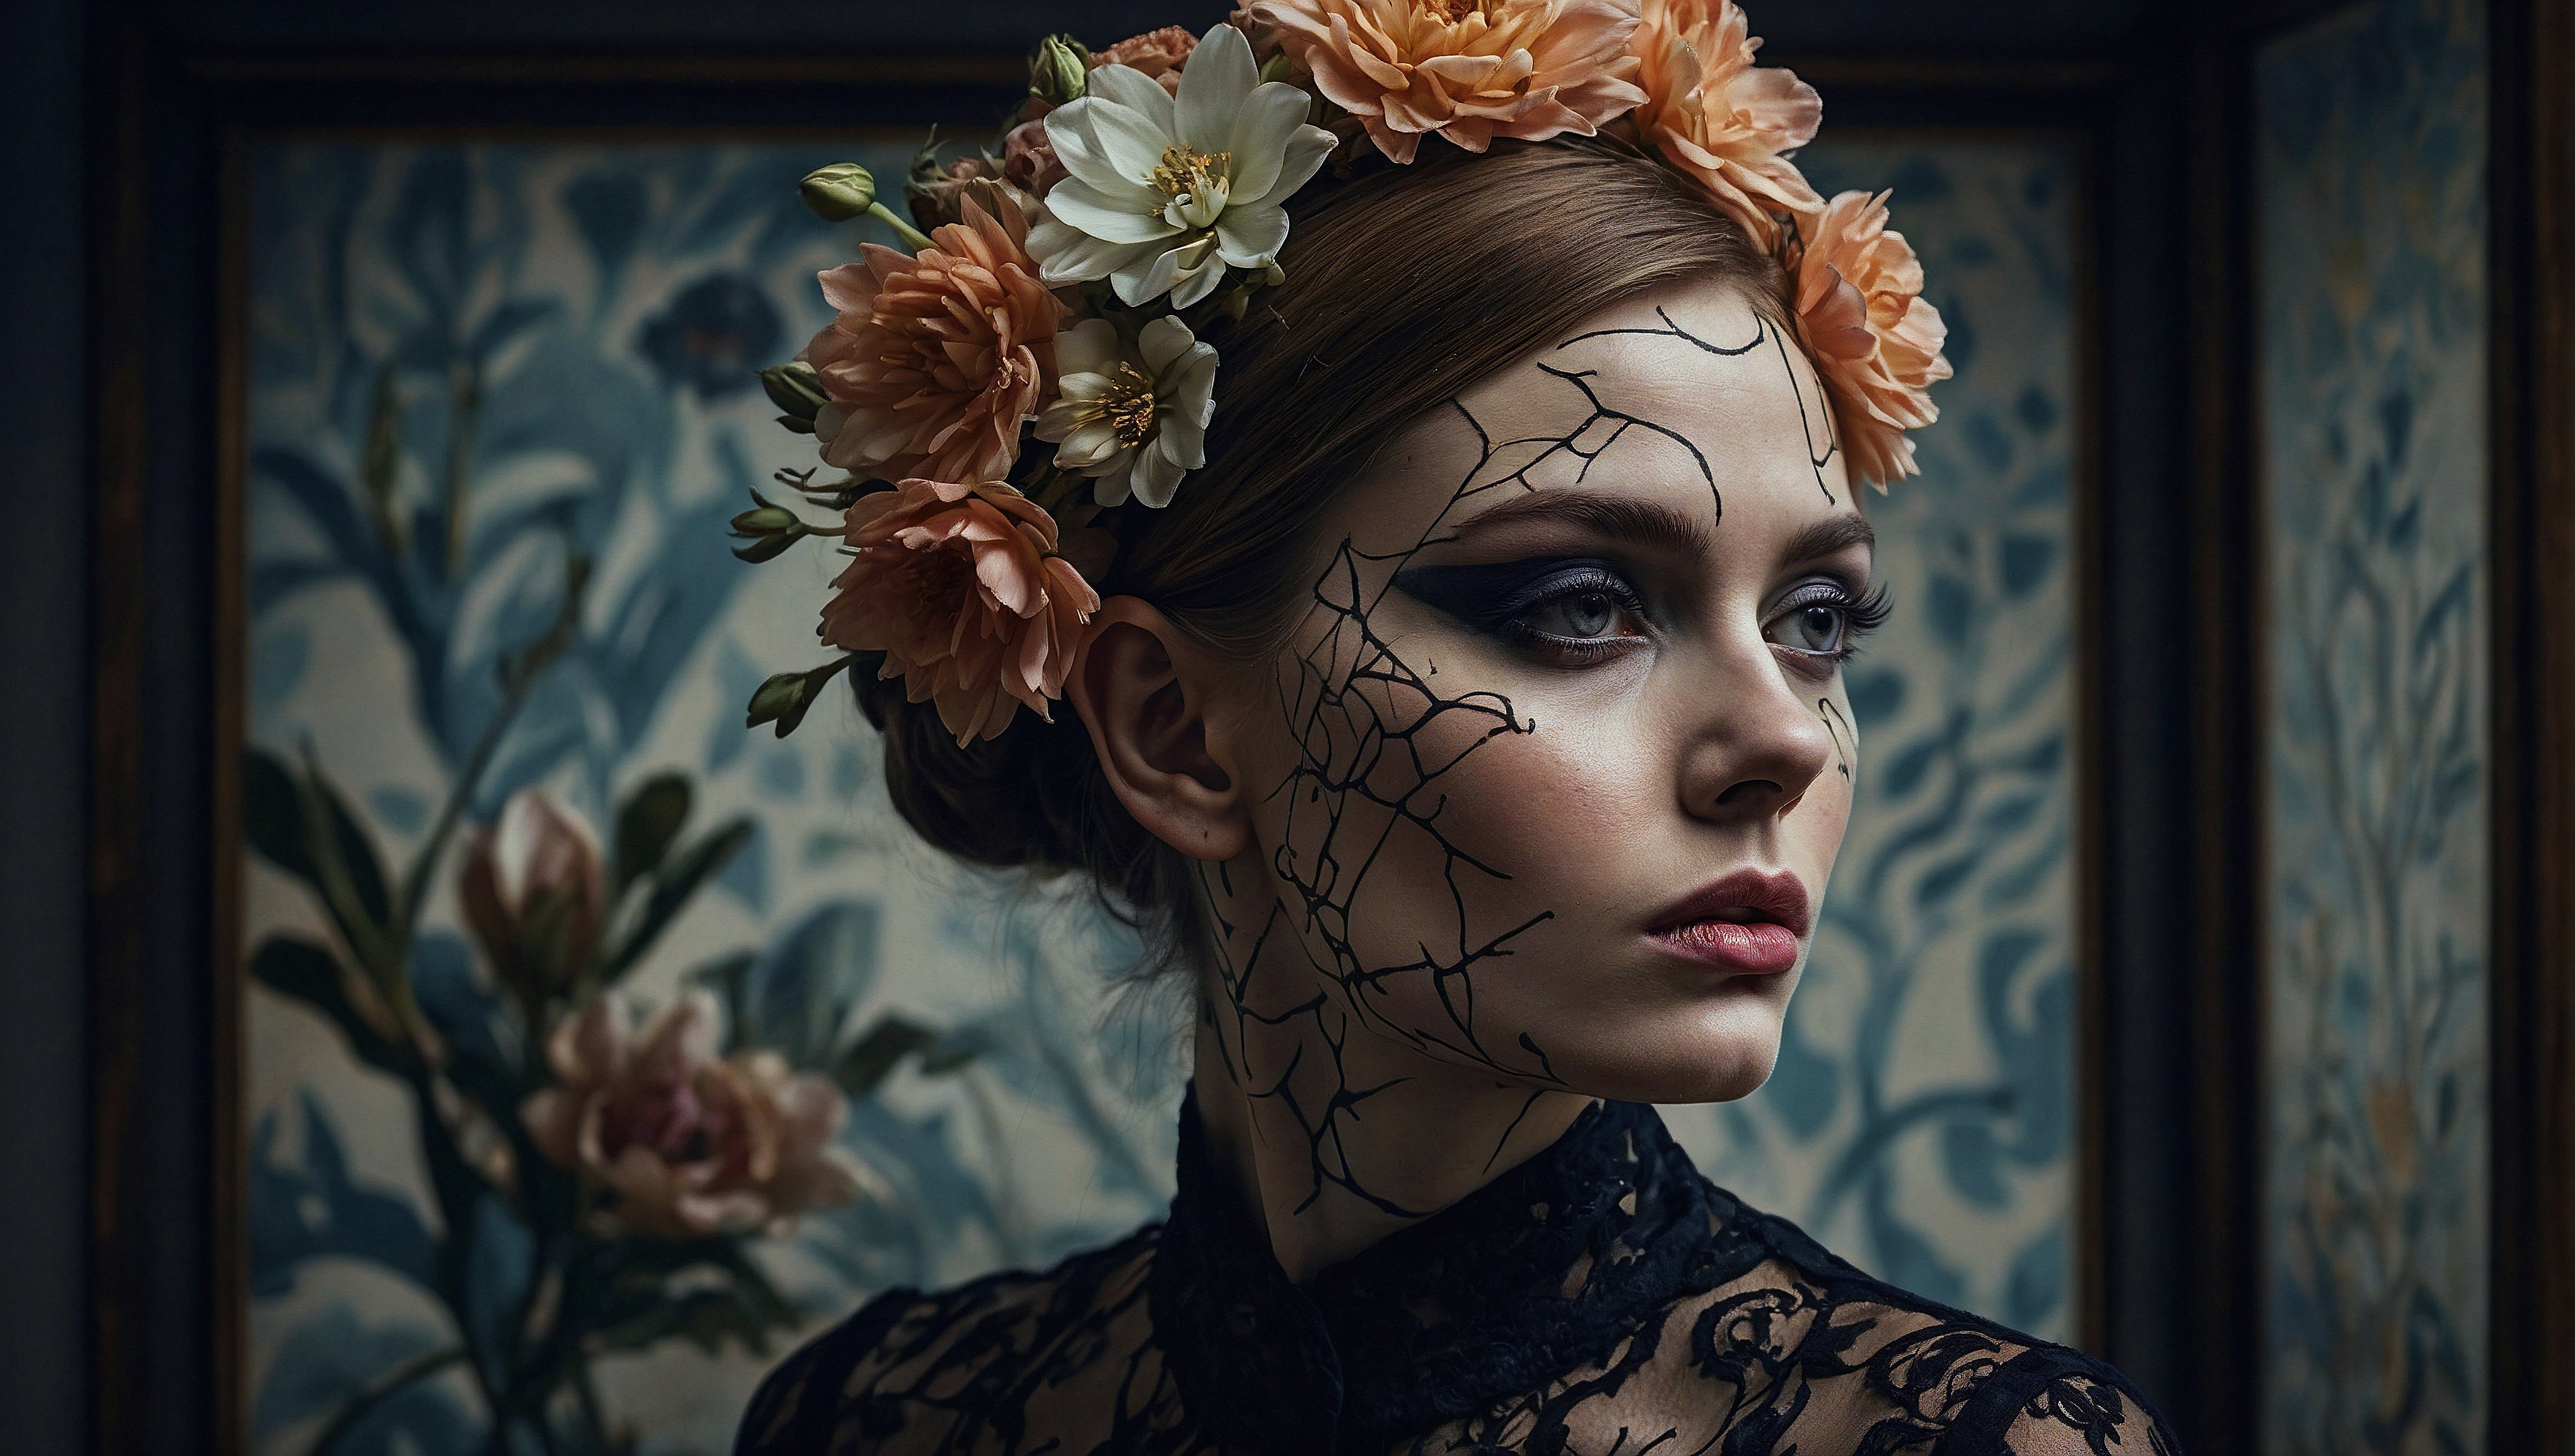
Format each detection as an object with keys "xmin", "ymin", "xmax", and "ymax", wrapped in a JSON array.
[{"xmin": 1333, "ymin": 277, "xmax": 1854, "ymax": 550}]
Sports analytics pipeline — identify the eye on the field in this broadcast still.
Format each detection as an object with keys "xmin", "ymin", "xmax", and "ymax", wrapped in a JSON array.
[
  {"xmin": 1393, "ymin": 557, "xmax": 1656, "ymax": 664},
  {"xmin": 1764, "ymin": 579, "xmax": 1889, "ymax": 666},
  {"xmin": 1773, "ymin": 603, "xmax": 1848, "ymax": 654},
  {"xmin": 1518, "ymin": 586, "xmax": 1635, "ymax": 643}
]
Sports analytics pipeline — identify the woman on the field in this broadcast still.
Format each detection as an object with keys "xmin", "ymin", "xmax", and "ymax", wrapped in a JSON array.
[{"xmin": 731, "ymin": 6, "xmax": 2177, "ymax": 1452}]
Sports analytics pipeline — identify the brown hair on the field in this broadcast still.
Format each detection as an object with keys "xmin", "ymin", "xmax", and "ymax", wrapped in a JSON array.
[{"xmin": 852, "ymin": 136, "xmax": 1787, "ymax": 972}]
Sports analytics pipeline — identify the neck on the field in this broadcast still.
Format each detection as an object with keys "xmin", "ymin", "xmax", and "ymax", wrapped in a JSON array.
[{"xmin": 1186, "ymin": 877, "xmax": 1593, "ymax": 1283}]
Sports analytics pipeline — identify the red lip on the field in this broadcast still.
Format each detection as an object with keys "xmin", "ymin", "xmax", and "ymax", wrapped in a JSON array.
[{"xmin": 1645, "ymin": 868, "xmax": 1812, "ymax": 975}]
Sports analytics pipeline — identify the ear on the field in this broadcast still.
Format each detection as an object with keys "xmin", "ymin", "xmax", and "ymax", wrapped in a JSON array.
[{"xmin": 1067, "ymin": 596, "xmax": 1251, "ymax": 862}]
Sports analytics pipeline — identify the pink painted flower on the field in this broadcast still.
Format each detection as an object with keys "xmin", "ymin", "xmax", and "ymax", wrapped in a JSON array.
[
  {"xmin": 1630, "ymin": 0, "xmax": 1822, "ymax": 250},
  {"xmin": 458, "ymin": 788, "xmax": 607, "ymax": 1000},
  {"xmin": 818, "ymin": 478, "xmax": 1102, "ymax": 744},
  {"xmin": 802, "ymin": 189, "xmax": 1061, "ymax": 485},
  {"xmin": 1247, "ymin": 0, "xmax": 1646, "ymax": 163},
  {"xmin": 1790, "ymin": 190, "xmax": 1953, "ymax": 487},
  {"xmin": 520, "ymin": 991, "xmax": 869, "ymax": 1238}
]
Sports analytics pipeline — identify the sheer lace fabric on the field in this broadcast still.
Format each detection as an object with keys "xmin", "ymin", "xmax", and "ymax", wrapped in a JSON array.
[{"xmin": 736, "ymin": 1099, "xmax": 2178, "ymax": 1455}]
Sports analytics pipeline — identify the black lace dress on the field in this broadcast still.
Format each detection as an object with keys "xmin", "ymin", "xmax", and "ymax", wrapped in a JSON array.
[{"xmin": 735, "ymin": 1095, "xmax": 2178, "ymax": 1455}]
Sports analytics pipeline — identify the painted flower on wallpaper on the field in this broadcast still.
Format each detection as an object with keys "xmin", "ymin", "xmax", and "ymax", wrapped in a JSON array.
[
  {"xmin": 1027, "ymin": 23, "xmax": 1335, "ymax": 307},
  {"xmin": 460, "ymin": 787, "xmax": 608, "ymax": 1002},
  {"xmin": 820, "ymin": 478, "xmax": 1101, "ymax": 744},
  {"xmin": 805, "ymin": 189, "xmax": 1061, "ymax": 485},
  {"xmin": 1630, "ymin": 0, "xmax": 1822, "ymax": 250},
  {"xmin": 521, "ymin": 990, "xmax": 869, "ymax": 1239},
  {"xmin": 1036, "ymin": 316, "xmax": 1219, "ymax": 509},
  {"xmin": 1248, "ymin": 0, "xmax": 1646, "ymax": 164},
  {"xmin": 1792, "ymin": 188, "xmax": 1952, "ymax": 486},
  {"xmin": 639, "ymin": 272, "xmax": 784, "ymax": 399}
]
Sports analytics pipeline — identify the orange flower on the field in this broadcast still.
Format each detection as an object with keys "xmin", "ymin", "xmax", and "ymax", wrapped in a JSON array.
[
  {"xmin": 1249, "ymin": 0, "xmax": 1646, "ymax": 163},
  {"xmin": 1791, "ymin": 190, "xmax": 1953, "ymax": 487},
  {"xmin": 1630, "ymin": 0, "xmax": 1821, "ymax": 250},
  {"xmin": 802, "ymin": 190, "xmax": 1060, "ymax": 485},
  {"xmin": 1093, "ymin": 25, "xmax": 1198, "ymax": 91},
  {"xmin": 818, "ymin": 479, "xmax": 1101, "ymax": 744}
]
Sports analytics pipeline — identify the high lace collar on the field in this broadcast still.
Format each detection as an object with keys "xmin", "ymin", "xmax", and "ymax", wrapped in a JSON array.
[{"xmin": 1148, "ymin": 1087, "xmax": 1748, "ymax": 1453}]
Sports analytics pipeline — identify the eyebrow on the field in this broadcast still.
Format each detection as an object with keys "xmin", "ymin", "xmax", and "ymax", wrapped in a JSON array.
[
  {"xmin": 1447, "ymin": 492, "xmax": 1876, "ymax": 567},
  {"xmin": 1444, "ymin": 491, "xmax": 1714, "ymax": 558},
  {"xmin": 1780, "ymin": 513, "xmax": 1875, "ymax": 563}
]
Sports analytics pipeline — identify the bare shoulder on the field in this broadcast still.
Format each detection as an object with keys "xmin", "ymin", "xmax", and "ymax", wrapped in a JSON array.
[{"xmin": 733, "ymin": 1228, "xmax": 1175, "ymax": 1456}]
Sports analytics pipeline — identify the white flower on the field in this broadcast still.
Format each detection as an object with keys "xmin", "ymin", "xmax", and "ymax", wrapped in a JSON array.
[
  {"xmin": 1035, "ymin": 316, "xmax": 1218, "ymax": 508},
  {"xmin": 1027, "ymin": 23, "xmax": 1335, "ymax": 308}
]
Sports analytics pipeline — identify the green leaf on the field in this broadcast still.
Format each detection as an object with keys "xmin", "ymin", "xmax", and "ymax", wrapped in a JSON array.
[
  {"xmin": 249, "ymin": 936, "xmax": 416, "ymax": 1077},
  {"xmin": 832, "ymin": 1013, "xmax": 936, "ymax": 1098},
  {"xmin": 596, "ymin": 820, "xmax": 753, "ymax": 985},
  {"xmin": 242, "ymin": 748, "xmax": 317, "ymax": 882},
  {"xmin": 686, "ymin": 951, "xmax": 758, "ymax": 1055},
  {"xmin": 307, "ymin": 766, "xmax": 394, "ymax": 934},
  {"xmin": 612, "ymin": 773, "xmax": 692, "ymax": 899}
]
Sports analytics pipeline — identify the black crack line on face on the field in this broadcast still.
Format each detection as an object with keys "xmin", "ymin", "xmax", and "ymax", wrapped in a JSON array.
[
  {"xmin": 1194, "ymin": 361, "xmax": 1744, "ymax": 1222},
  {"xmin": 1766, "ymin": 319, "xmax": 1844, "ymax": 506},
  {"xmin": 1818, "ymin": 698, "xmax": 1854, "ymax": 781}
]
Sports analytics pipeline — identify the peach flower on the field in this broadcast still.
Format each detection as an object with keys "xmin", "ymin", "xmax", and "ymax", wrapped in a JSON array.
[
  {"xmin": 801, "ymin": 189, "xmax": 1060, "ymax": 485},
  {"xmin": 520, "ymin": 991, "xmax": 868, "ymax": 1239},
  {"xmin": 1630, "ymin": 0, "xmax": 1822, "ymax": 249},
  {"xmin": 819, "ymin": 478, "xmax": 1101, "ymax": 744},
  {"xmin": 1791, "ymin": 190, "xmax": 1953, "ymax": 487},
  {"xmin": 1093, "ymin": 25, "xmax": 1198, "ymax": 91},
  {"xmin": 1248, "ymin": 0, "xmax": 1646, "ymax": 164}
]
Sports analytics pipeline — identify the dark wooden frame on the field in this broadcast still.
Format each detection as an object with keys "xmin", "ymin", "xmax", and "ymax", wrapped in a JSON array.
[
  {"xmin": 85, "ymin": 22, "xmax": 2218, "ymax": 1456},
  {"xmin": 2482, "ymin": 0, "xmax": 2575, "ymax": 1445}
]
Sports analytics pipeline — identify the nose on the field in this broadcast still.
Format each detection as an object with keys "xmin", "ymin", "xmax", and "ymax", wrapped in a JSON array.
[{"xmin": 1677, "ymin": 647, "xmax": 1837, "ymax": 825}]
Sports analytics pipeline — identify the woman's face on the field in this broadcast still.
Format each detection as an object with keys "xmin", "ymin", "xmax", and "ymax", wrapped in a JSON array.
[{"xmin": 1214, "ymin": 277, "xmax": 1874, "ymax": 1107}]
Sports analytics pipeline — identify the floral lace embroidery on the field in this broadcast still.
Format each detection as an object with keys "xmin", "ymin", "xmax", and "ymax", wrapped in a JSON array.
[{"xmin": 735, "ymin": 1098, "xmax": 2179, "ymax": 1455}]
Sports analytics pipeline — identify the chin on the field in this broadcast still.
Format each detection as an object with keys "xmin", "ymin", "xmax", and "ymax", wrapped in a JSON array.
[{"xmin": 1549, "ymin": 1014, "xmax": 1787, "ymax": 1106}]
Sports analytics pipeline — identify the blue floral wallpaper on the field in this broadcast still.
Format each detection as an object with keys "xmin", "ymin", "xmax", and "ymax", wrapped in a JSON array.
[
  {"xmin": 2256, "ymin": 0, "xmax": 2490, "ymax": 1449},
  {"xmin": 238, "ymin": 132, "xmax": 2088, "ymax": 1453},
  {"xmin": 1660, "ymin": 136, "xmax": 2083, "ymax": 1344}
]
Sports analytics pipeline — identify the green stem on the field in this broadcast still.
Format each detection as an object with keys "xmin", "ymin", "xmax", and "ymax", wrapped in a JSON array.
[
  {"xmin": 868, "ymin": 201, "xmax": 936, "ymax": 251},
  {"xmin": 395, "ymin": 551, "xmax": 588, "ymax": 954},
  {"xmin": 308, "ymin": 1345, "xmax": 470, "ymax": 1456}
]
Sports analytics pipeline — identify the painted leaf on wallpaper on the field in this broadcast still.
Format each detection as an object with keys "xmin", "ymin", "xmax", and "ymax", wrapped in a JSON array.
[
  {"xmin": 1660, "ymin": 138, "xmax": 2082, "ymax": 1343},
  {"xmin": 2257, "ymin": 0, "xmax": 2490, "ymax": 1449},
  {"xmin": 240, "ymin": 142, "xmax": 1180, "ymax": 1456}
]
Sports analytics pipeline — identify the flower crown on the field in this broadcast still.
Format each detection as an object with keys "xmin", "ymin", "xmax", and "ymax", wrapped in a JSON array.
[{"xmin": 735, "ymin": 0, "xmax": 1950, "ymax": 748}]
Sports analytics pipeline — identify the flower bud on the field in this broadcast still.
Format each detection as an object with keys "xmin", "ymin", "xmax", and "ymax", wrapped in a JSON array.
[
  {"xmin": 747, "ymin": 656, "xmax": 855, "ymax": 738},
  {"xmin": 799, "ymin": 162, "xmax": 879, "ymax": 222},
  {"xmin": 758, "ymin": 361, "xmax": 829, "ymax": 431},
  {"xmin": 747, "ymin": 670, "xmax": 810, "ymax": 731},
  {"xmin": 730, "ymin": 505, "xmax": 799, "ymax": 536},
  {"xmin": 1029, "ymin": 35, "xmax": 1090, "ymax": 107},
  {"xmin": 460, "ymin": 789, "xmax": 607, "ymax": 1003}
]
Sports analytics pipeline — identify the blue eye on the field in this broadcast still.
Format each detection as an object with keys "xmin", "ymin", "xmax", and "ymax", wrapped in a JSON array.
[{"xmin": 1765, "ymin": 579, "xmax": 1890, "ymax": 665}]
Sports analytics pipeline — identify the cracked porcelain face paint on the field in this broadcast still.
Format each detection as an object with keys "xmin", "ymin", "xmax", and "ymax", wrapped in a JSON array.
[{"xmin": 1199, "ymin": 279, "xmax": 1881, "ymax": 1215}]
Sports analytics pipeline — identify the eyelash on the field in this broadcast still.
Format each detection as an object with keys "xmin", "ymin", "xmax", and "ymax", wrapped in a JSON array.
[
  {"xmin": 1397, "ymin": 559, "xmax": 1890, "ymax": 669},
  {"xmin": 1496, "ymin": 567, "xmax": 1654, "ymax": 662},
  {"xmin": 1767, "ymin": 579, "xmax": 1892, "ymax": 672}
]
